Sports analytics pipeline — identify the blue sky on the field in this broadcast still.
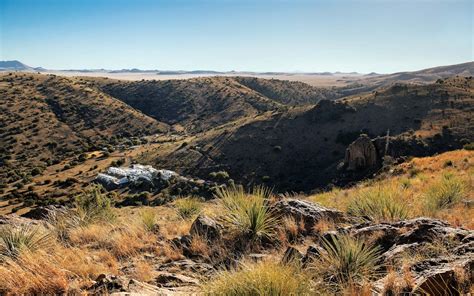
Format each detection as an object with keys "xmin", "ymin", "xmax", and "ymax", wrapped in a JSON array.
[{"xmin": 0, "ymin": 0, "xmax": 472, "ymax": 73}]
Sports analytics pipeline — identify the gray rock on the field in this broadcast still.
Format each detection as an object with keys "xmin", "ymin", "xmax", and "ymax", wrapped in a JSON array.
[
  {"xmin": 344, "ymin": 134, "xmax": 378, "ymax": 171},
  {"xmin": 155, "ymin": 272, "xmax": 200, "ymax": 287},
  {"xmin": 272, "ymin": 199, "xmax": 346, "ymax": 233},
  {"xmin": 190, "ymin": 215, "xmax": 222, "ymax": 241},
  {"xmin": 89, "ymin": 274, "xmax": 167, "ymax": 295}
]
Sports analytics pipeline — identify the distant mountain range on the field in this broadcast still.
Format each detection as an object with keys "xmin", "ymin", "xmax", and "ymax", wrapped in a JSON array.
[
  {"xmin": 0, "ymin": 60, "xmax": 363, "ymax": 75},
  {"xmin": 1, "ymin": 60, "xmax": 472, "ymax": 83}
]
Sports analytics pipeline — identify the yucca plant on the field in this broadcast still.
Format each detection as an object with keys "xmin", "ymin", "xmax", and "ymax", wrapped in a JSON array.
[
  {"xmin": 311, "ymin": 234, "xmax": 382, "ymax": 291},
  {"xmin": 174, "ymin": 197, "xmax": 203, "ymax": 219},
  {"xmin": 202, "ymin": 260, "xmax": 312, "ymax": 295},
  {"xmin": 347, "ymin": 186, "xmax": 409, "ymax": 222},
  {"xmin": 215, "ymin": 185, "xmax": 279, "ymax": 241},
  {"xmin": 0, "ymin": 224, "xmax": 53, "ymax": 259},
  {"xmin": 75, "ymin": 184, "xmax": 115, "ymax": 225},
  {"xmin": 424, "ymin": 173, "xmax": 465, "ymax": 212}
]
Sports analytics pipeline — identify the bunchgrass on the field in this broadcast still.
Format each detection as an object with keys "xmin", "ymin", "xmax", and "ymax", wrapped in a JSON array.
[
  {"xmin": 424, "ymin": 173, "xmax": 465, "ymax": 212},
  {"xmin": 202, "ymin": 260, "xmax": 312, "ymax": 295},
  {"xmin": 0, "ymin": 224, "xmax": 53, "ymax": 259},
  {"xmin": 140, "ymin": 209, "xmax": 158, "ymax": 232},
  {"xmin": 174, "ymin": 197, "xmax": 203, "ymax": 219},
  {"xmin": 215, "ymin": 185, "xmax": 279, "ymax": 241},
  {"xmin": 347, "ymin": 186, "xmax": 409, "ymax": 222},
  {"xmin": 311, "ymin": 234, "xmax": 382, "ymax": 292}
]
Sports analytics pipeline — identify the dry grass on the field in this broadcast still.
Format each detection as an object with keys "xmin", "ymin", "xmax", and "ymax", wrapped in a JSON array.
[
  {"xmin": 202, "ymin": 260, "xmax": 312, "ymax": 295},
  {"xmin": 347, "ymin": 185, "xmax": 410, "ymax": 222},
  {"xmin": 310, "ymin": 234, "xmax": 382, "ymax": 292},
  {"xmin": 216, "ymin": 185, "xmax": 280, "ymax": 241},
  {"xmin": 308, "ymin": 150, "xmax": 473, "ymax": 228},
  {"xmin": 174, "ymin": 197, "xmax": 203, "ymax": 219},
  {"xmin": 131, "ymin": 260, "xmax": 156, "ymax": 282},
  {"xmin": 0, "ymin": 251, "xmax": 68, "ymax": 295},
  {"xmin": 189, "ymin": 235, "xmax": 211, "ymax": 258}
]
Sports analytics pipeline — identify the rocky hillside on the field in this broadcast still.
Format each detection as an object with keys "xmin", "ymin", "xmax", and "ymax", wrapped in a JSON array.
[
  {"xmin": 338, "ymin": 61, "xmax": 474, "ymax": 96},
  {"xmin": 146, "ymin": 76, "xmax": 474, "ymax": 191},
  {"xmin": 0, "ymin": 72, "xmax": 169, "ymax": 183},
  {"xmin": 0, "ymin": 149, "xmax": 471, "ymax": 295},
  {"xmin": 88, "ymin": 76, "xmax": 341, "ymax": 132}
]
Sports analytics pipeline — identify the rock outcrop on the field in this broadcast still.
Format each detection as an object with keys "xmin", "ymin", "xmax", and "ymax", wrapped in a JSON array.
[
  {"xmin": 344, "ymin": 134, "xmax": 378, "ymax": 171},
  {"xmin": 190, "ymin": 215, "xmax": 222, "ymax": 241},
  {"xmin": 315, "ymin": 217, "xmax": 474, "ymax": 295},
  {"xmin": 271, "ymin": 199, "xmax": 346, "ymax": 233}
]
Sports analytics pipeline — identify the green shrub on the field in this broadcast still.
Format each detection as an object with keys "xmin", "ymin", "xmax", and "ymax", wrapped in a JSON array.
[
  {"xmin": 424, "ymin": 174, "xmax": 465, "ymax": 212},
  {"xmin": 209, "ymin": 171, "xmax": 229, "ymax": 182},
  {"xmin": 174, "ymin": 197, "xmax": 203, "ymax": 219},
  {"xmin": 463, "ymin": 142, "xmax": 474, "ymax": 151},
  {"xmin": 310, "ymin": 234, "xmax": 382, "ymax": 291},
  {"xmin": 203, "ymin": 261, "xmax": 312, "ymax": 295},
  {"xmin": 347, "ymin": 186, "xmax": 409, "ymax": 222},
  {"xmin": 0, "ymin": 224, "xmax": 53, "ymax": 259},
  {"xmin": 74, "ymin": 185, "xmax": 115, "ymax": 225},
  {"xmin": 215, "ymin": 185, "xmax": 279, "ymax": 241}
]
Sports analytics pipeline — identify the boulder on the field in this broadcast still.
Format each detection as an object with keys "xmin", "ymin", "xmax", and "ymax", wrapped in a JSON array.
[
  {"xmin": 271, "ymin": 199, "xmax": 346, "ymax": 233},
  {"xmin": 189, "ymin": 215, "xmax": 222, "ymax": 241},
  {"xmin": 411, "ymin": 256, "xmax": 473, "ymax": 295},
  {"xmin": 344, "ymin": 134, "xmax": 378, "ymax": 171}
]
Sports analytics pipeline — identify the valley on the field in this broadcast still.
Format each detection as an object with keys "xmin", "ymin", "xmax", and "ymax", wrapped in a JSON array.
[{"xmin": 0, "ymin": 62, "xmax": 473, "ymax": 295}]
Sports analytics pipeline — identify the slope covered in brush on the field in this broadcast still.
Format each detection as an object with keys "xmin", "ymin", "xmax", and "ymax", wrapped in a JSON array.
[{"xmin": 0, "ymin": 72, "xmax": 168, "ymax": 180}]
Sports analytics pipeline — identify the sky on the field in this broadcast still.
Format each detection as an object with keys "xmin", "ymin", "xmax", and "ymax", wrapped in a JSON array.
[{"xmin": 0, "ymin": 0, "xmax": 472, "ymax": 73}]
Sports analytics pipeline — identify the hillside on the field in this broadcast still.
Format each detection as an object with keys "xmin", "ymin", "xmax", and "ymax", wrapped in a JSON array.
[
  {"xmin": 0, "ymin": 72, "xmax": 169, "ymax": 185},
  {"xmin": 87, "ymin": 76, "xmax": 341, "ymax": 132},
  {"xmin": 338, "ymin": 61, "xmax": 474, "ymax": 96},
  {"xmin": 0, "ymin": 149, "xmax": 472, "ymax": 295},
  {"xmin": 232, "ymin": 76, "xmax": 342, "ymax": 105},
  {"xmin": 143, "ymin": 76, "xmax": 474, "ymax": 191}
]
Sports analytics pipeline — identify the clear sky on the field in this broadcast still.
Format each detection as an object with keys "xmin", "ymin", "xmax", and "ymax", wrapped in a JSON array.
[{"xmin": 0, "ymin": 0, "xmax": 472, "ymax": 73}]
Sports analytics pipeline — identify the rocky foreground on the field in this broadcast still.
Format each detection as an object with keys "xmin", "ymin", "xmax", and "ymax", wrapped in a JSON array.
[{"xmin": 1, "ymin": 196, "xmax": 472, "ymax": 295}]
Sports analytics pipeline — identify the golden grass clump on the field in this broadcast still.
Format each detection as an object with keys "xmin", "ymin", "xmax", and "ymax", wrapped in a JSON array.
[
  {"xmin": 174, "ymin": 197, "xmax": 203, "ymax": 219},
  {"xmin": 423, "ymin": 173, "xmax": 466, "ymax": 212},
  {"xmin": 140, "ymin": 209, "xmax": 159, "ymax": 232},
  {"xmin": 310, "ymin": 234, "xmax": 382, "ymax": 292},
  {"xmin": 347, "ymin": 186, "xmax": 410, "ymax": 222},
  {"xmin": 215, "ymin": 185, "xmax": 280, "ymax": 241},
  {"xmin": 202, "ymin": 260, "xmax": 312, "ymax": 295}
]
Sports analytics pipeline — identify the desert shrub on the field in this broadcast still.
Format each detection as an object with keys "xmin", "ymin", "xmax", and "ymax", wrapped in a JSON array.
[
  {"xmin": 209, "ymin": 170, "xmax": 229, "ymax": 182},
  {"xmin": 174, "ymin": 197, "xmax": 203, "ymax": 219},
  {"xmin": 74, "ymin": 185, "xmax": 115, "ymax": 225},
  {"xmin": 462, "ymin": 142, "xmax": 474, "ymax": 150},
  {"xmin": 310, "ymin": 234, "xmax": 382, "ymax": 291},
  {"xmin": 0, "ymin": 224, "xmax": 53, "ymax": 259},
  {"xmin": 30, "ymin": 167, "xmax": 42, "ymax": 176},
  {"xmin": 140, "ymin": 209, "xmax": 158, "ymax": 232},
  {"xmin": 347, "ymin": 186, "xmax": 409, "ymax": 222},
  {"xmin": 424, "ymin": 174, "xmax": 465, "ymax": 212},
  {"xmin": 215, "ymin": 185, "xmax": 279, "ymax": 241},
  {"xmin": 202, "ymin": 260, "xmax": 312, "ymax": 295}
]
